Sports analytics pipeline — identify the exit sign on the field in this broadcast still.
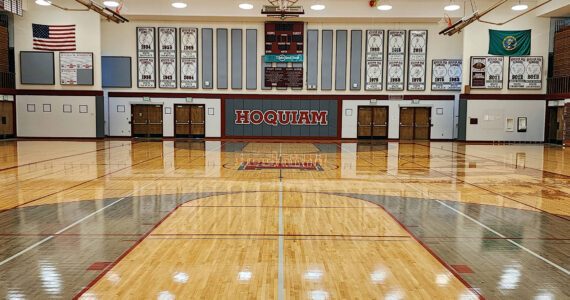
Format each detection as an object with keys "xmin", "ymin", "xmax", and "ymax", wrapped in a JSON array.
[
  {"xmin": 370, "ymin": 99, "xmax": 377, "ymax": 103},
  {"xmin": 412, "ymin": 99, "xmax": 420, "ymax": 104}
]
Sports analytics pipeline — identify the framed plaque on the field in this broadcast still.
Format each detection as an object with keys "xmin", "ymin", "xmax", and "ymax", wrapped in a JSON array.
[
  {"xmin": 508, "ymin": 56, "xmax": 542, "ymax": 90},
  {"xmin": 407, "ymin": 30, "xmax": 427, "ymax": 91},
  {"xmin": 470, "ymin": 56, "xmax": 503, "ymax": 89},
  {"xmin": 431, "ymin": 59, "xmax": 462, "ymax": 91},
  {"xmin": 181, "ymin": 58, "xmax": 198, "ymax": 88},
  {"xmin": 59, "ymin": 52, "xmax": 93, "ymax": 85},
  {"xmin": 386, "ymin": 30, "xmax": 406, "ymax": 91},
  {"xmin": 180, "ymin": 27, "xmax": 198, "ymax": 89},
  {"xmin": 158, "ymin": 27, "xmax": 177, "ymax": 88},
  {"xmin": 137, "ymin": 27, "xmax": 156, "ymax": 88},
  {"xmin": 365, "ymin": 30, "xmax": 384, "ymax": 91},
  {"xmin": 366, "ymin": 60, "xmax": 383, "ymax": 90},
  {"xmin": 366, "ymin": 30, "xmax": 384, "ymax": 61}
]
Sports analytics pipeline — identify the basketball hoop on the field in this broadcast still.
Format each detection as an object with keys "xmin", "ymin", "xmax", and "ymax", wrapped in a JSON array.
[
  {"xmin": 115, "ymin": 0, "xmax": 124, "ymax": 14},
  {"xmin": 438, "ymin": 13, "xmax": 453, "ymax": 29}
]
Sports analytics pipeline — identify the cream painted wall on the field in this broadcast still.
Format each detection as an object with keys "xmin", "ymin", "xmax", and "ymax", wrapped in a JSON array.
[
  {"xmin": 16, "ymin": 95, "xmax": 97, "ymax": 137},
  {"xmin": 465, "ymin": 99, "xmax": 546, "ymax": 141},
  {"xmin": 341, "ymin": 99, "xmax": 455, "ymax": 139},
  {"xmin": 108, "ymin": 97, "xmax": 221, "ymax": 137},
  {"xmin": 100, "ymin": 19, "xmax": 463, "ymax": 95},
  {"xmin": 14, "ymin": 0, "xmax": 101, "ymax": 90},
  {"xmin": 462, "ymin": 5, "xmax": 550, "ymax": 94}
]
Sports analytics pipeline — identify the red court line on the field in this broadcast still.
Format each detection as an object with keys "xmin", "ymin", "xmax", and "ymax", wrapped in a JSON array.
[
  {"xmin": 149, "ymin": 233, "xmax": 411, "ymax": 238},
  {"xmin": 180, "ymin": 205, "xmax": 381, "ymax": 209},
  {"xmin": 0, "ymin": 141, "xmax": 136, "ymax": 172},
  {"xmin": 369, "ymin": 200, "xmax": 484, "ymax": 299},
  {"xmin": 72, "ymin": 193, "xmax": 224, "ymax": 299},
  {"xmin": 0, "ymin": 153, "xmax": 166, "ymax": 214},
  {"xmin": 412, "ymin": 142, "xmax": 570, "ymax": 179}
]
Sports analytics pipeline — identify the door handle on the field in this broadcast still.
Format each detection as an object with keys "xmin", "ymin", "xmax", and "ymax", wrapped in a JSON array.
[{"xmin": 191, "ymin": 122, "xmax": 205, "ymax": 125}]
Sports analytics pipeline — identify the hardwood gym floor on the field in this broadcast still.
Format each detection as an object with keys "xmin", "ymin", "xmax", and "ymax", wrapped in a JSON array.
[{"xmin": 0, "ymin": 140, "xmax": 568, "ymax": 299}]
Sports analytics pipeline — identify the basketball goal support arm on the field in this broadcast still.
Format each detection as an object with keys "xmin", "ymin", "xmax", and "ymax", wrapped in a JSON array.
[
  {"xmin": 477, "ymin": 0, "xmax": 552, "ymax": 26},
  {"xmin": 440, "ymin": 0, "xmax": 551, "ymax": 36},
  {"xmin": 48, "ymin": 0, "xmax": 129, "ymax": 23}
]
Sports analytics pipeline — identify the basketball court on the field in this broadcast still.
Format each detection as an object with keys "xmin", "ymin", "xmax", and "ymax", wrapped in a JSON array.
[{"xmin": 0, "ymin": 0, "xmax": 569, "ymax": 299}]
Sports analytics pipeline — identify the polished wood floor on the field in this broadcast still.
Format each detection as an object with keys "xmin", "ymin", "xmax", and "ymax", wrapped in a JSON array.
[{"xmin": 0, "ymin": 140, "xmax": 568, "ymax": 299}]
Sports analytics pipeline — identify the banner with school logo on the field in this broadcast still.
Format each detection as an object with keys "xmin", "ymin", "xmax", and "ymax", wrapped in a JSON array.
[
  {"xmin": 407, "ymin": 30, "xmax": 427, "ymax": 91},
  {"xmin": 489, "ymin": 29, "xmax": 531, "ymax": 56},
  {"xmin": 365, "ymin": 30, "xmax": 384, "ymax": 90},
  {"xmin": 431, "ymin": 59, "xmax": 462, "ymax": 91},
  {"xmin": 180, "ymin": 27, "xmax": 198, "ymax": 89},
  {"xmin": 508, "ymin": 56, "xmax": 542, "ymax": 90},
  {"xmin": 158, "ymin": 27, "xmax": 176, "ymax": 88},
  {"xmin": 137, "ymin": 27, "xmax": 156, "ymax": 88},
  {"xmin": 386, "ymin": 30, "xmax": 406, "ymax": 91},
  {"xmin": 470, "ymin": 56, "xmax": 504, "ymax": 89}
]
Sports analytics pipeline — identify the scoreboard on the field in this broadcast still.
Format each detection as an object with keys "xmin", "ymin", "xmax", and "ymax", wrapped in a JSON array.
[{"xmin": 265, "ymin": 22, "xmax": 304, "ymax": 55}]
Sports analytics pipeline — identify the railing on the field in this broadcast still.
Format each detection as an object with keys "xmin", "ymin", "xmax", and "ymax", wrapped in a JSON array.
[
  {"xmin": 0, "ymin": 71, "xmax": 14, "ymax": 89},
  {"xmin": 547, "ymin": 76, "xmax": 570, "ymax": 94}
]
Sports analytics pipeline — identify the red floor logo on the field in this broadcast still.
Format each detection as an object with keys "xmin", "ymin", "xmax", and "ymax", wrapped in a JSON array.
[
  {"xmin": 236, "ymin": 153, "xmax": 326, "ymax": 171},
  {"xmin": 235, "ymin": 110, "xmax": 328, "ymax": 126}
]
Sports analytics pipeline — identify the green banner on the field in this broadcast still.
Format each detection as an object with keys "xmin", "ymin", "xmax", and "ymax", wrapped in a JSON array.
[{"xmin": 488, "ymin": 29, "xmax": 531, "ymax": 56}]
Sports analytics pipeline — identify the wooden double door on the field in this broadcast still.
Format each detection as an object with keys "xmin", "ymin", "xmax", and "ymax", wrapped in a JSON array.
[
  {"xmin": 546, "ymin": 106, "xmax": 564, "ymax": 144},
  {"xmin": 0, "ymin": 101, "xmax": 14, "ymax": 139},
  {"xmin": 131, "ymin": 104, "xmax": 163, "ymax": 138},
  {"xmin": 399, "ymin": 107, "xmax": 431, "ymax": 140},
  {"xmin": 357, "ymin": 106, "xmax": 389, "ymax": 139},
  {"xmin": 174, "ymin": 104, "xmax": 205, "ymax": 138}
]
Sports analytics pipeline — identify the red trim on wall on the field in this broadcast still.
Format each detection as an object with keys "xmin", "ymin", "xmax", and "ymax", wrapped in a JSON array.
[
  {"xmin": 107, "ymin": 91, "xmax": 456, "ymax": 101},
  {"xmin": 547, "ymin": 93, "xmax": 570, "ymax": 100},
  {"xmin": 404, "ymin": 95, "xmax": 455, "ymax": 100},
  {"xmin": 17, "ymin": 90, "xmax": 104, "ymax": 96},
  {"xmin": 0, "ymin": 88, "xmax": 16, "ymax": 94},
  {"xmin": 221, "ymin": 97, "xmax": 226, "ymax": 138},
  {"xmin": 460, "ymin": 93, "xmax": 548, "ymax": 100}
]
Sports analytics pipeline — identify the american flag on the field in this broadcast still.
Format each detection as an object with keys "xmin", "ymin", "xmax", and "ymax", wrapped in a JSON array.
[{"xmin": 32, "ymin": 24, "xmax": 76, "ymax": 51}]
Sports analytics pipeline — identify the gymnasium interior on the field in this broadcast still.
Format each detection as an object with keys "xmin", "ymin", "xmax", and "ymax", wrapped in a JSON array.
[{"xmin": 0, "ymin": 0, "xmax": 569, "ymax": 299}]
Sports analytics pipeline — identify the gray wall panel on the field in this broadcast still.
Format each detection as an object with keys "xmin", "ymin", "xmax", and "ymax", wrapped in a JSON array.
[
  {"xmin": 96, "ymin": 96, "xmax": 104, "ymax": 138},
  {"xmin": 217, "ymin": 29, "xmax": 228, "ymax": 89},
  {"xmin": 321, "ymin": 30, "xmax": 333, "ymax": 90},
  {"xmin": 231, "ymin": 29, "xmax": 242, "ymax": 89},
  {"xmin": 309, "ymin": 100, "xmax": 320, "ymax": 137},
  {"xmin": 327, "ymin": 101, "xmax": 338, "ymax": 137},
  {"xmin": 201, "ymin": 28, "xmax": 213, "ymax": 89},
  {"xmin": 102, "ymin": 56, "xmax": 131, "ymax": 88},
  {"xmin": 307, "ymin": 30, "xmax": 318, "ymax": 89},
  {"xmin": 225, "ymin": 99, "xmax": 338, "ymax": 137},
  {"xmin": 335, "ymin": 30, "xmax": 347, "ymax": 90},
  {"xmin": 20, "ymin": 51, "xmax": 55, "ymax": 85},
  {"xmin": 350, "ymin": 30, "xmax": 362, "ymax": 90},
  {"xmin": 458, "ymin": 99, "xmax": 467, "ymax": 141},
  {"xmin": 246, "ymin": 29, "xmax": 257, "ymax": 90}
]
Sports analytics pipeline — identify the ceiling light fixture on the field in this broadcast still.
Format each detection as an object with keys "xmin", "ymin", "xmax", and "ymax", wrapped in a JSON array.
[
  {"xmin": 239, "ymin": 3, "xmax": 254, "ymax": 10},
  {"xmin": 444, "ymin": 1, "xmax": 460, "ymax": 11},
  {"xmin": 171, "ymin": 2, "xmax": 188, "ymax": 9},
  {"xmin": 103, "ymin": 1, "xmax": 119, "ymax": 7},
  {"xmin": 377, "ymin": 4, "xmax": 392, "ymax": 11},
  {"xmin": 310, "ymin": 4, "xmax": 325, "ymax": 11},
  {"xmin": 35, "ymin": 0, "xmax": 52, "ymax": 6},
  {"xmin": 511, "ymin": 1, "xmax": 528, "ymax": 11}
]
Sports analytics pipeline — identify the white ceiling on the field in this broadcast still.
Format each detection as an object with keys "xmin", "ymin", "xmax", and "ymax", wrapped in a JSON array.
[{"xmin": 32, "ymin": 0, "xmax": 570, "ymax": 21}]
